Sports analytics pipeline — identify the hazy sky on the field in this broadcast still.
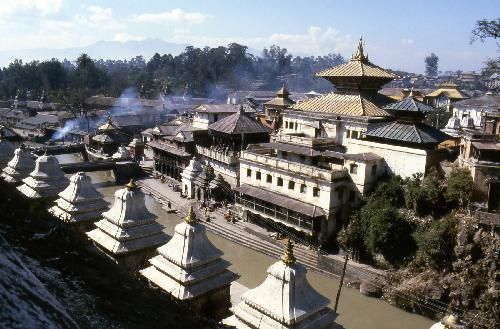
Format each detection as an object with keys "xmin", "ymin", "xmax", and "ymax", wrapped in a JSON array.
[{"xmin": 0, "ymin": 0, "xmax": 498, "ymax": 73}]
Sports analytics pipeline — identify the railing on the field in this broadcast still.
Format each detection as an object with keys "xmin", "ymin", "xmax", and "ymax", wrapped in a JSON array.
[
  {"xmin": 196, "ymin": 145, "xmax": 239, "ymax": 165},
  {"xmin": 241, "ymin": 151, "xmax": 347, "ymax": 181},
  {"xmin": 276, "ymin": 134, "xmax": 337, "ymax": 147}
]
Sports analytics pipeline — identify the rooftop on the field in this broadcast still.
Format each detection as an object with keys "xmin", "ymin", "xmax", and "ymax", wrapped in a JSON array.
[
  {"xmin": 208, "ymin": 108, "xmax": 270, "ymax": 135},
  {"xmin": 367, "ymin": 121, "xmax": 451, "ymax": 145}
]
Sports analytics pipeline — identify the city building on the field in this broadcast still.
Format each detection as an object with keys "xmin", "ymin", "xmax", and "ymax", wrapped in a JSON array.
[
  {"xmin": 452, "ymin": 93, "xmax": 500, "ymax": 131},
  {"xmin": 424, "ymin": 82, "xmax": 469, "ymax": 109},
  {"xmin": 223, "ymin": 240, "xmax": 336, "ymax": 328},
  {"xmin": 140, "ymin": 206, "xmax": 237, "ymax": 318},
  {"xmin": 192, "ymin": 104, "xmax": 255, "ymax": 130}
]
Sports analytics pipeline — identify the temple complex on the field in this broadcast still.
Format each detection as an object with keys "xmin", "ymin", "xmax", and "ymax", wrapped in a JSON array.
[
  {"xmin": 140, "ymin": 206, "xmax": 237, "ymax": 318},
  {"xmin": 17, "ymin": 152, "xmax": 68, "ymax": 198},
  {"xmin": 86, "ymin": 179, "xmax": 168, "ymax": 270},
  {"xmin": 263, "ymin": 85, "xmax": 295, "ymax": 124},
  {"xmin": 86, "ymin": 116, "xmax": 131, "ymax": 160},
  {"xmin": 223, "ymin": 240, "xmax": 336, "ymax": 328},
  {"xmin": 1, "ymin": 144, "xmax": 36, "ymax": 183},
  {"xmin": 49, "ymin": 172, "xmax": 109, "ymax": 229}
]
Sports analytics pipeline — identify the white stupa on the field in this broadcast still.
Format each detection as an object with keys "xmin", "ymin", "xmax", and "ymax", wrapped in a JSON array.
[
  {"xmin": 224, "ymin": 240, "xmax": 336, "ymax": 329},
  {"xmin": 140, "ymin": 206, "xmax": 237, "ymax": 318},
  {"xmin": 112, "ymin": 146, "xmax": 130, "ymax": 160},
  {"xmin": 17, "ymin": 152, "xmax": 68, "ymax": 198},
  {"xmin": 0, "ymin": 139, "xmax": 16, "ymax": 168},
  {"xmin": 49, "ymin": 172, "xmax": 109, "ymax": 226},
  {"xmin": 86, "ymin": 179, "xmax": 167, "ymax": 269},
  {"xmin": 180, "ymin": 157, "xmax": 202, "ymax": 198},
  {"xmin": 1, "ymin": 144, "xmax": 36, "ymax": 183},
  {"xmin": 430, "ymin": 315, "xmax": 464, "ymax": 329}
]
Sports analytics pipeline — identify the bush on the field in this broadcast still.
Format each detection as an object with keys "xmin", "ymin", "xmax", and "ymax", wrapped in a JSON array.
[
  {"xmin": 445, "ymin": 168, "xmax": 473, "ymax": 209},
  {"xmin": 414, "ymin": 216, "xmax": 457, "ymax": 271}
]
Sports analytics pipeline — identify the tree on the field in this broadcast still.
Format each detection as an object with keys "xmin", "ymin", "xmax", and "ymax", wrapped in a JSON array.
[
  {"xmin": 445, "ymin": 168, "xmax": 473, "ymax": 209},
  {"xmin": 470, "ymin": 18, "xmax": 500, "ymax": 48},
  {"xmin": 425, "ymin": 53, "xmax": 439, "ymax": 77}
]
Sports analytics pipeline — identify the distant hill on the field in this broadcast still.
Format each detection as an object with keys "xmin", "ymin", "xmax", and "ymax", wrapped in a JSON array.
[{"xmin": 0, "ymin": 38, "xmax": 190, "ymax": 67}]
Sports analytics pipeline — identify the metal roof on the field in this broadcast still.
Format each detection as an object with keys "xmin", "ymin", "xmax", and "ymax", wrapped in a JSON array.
[
  {"xmin": 196, "ymin": 104, "xmax": 256, "ymax": 114},
  {"xmin": 209, "ymin": 110, "xmax": 270, "ymax": 135},
  {"xmin": 384, "ymin": 96, "xmax": 438, "ymax": 113},
  {"xmin": 234, "ymin": 184, "xmax": 325, "ymax": 218},
  {"xmin": 367, "ymin": 121, "xmax": 451, "ymax": 145},
  {"xmin": 291, "ymin": 91, "xmax": 392, "ymax": 117},
  {"xmin": 148, "ymin": 140, "xmax": 192, "ymax": 157}
]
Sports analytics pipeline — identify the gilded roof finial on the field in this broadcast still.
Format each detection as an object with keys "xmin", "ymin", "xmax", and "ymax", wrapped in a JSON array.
[
  {"xmin": 352, "ymin": 37, "xmax": 368, "ymax": 62},
  {"xmin": 185, "ymin": 206, "xmax": 197, "ymax": 224},
  {"xmin": 126, "ymin": 179, "xmax": 137, "ymax": 190},
  {"xmin": 281, "ymin": 239, "xmax": 296, "ymax": 266}
]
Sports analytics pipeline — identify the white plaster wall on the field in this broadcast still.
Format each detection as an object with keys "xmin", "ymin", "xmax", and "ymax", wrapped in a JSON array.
[{"xmin": 347, "ymin": 139, "xmax": 429, "ymax": 178}]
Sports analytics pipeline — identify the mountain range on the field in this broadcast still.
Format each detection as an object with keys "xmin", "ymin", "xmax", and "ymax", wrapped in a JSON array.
[{"xmin": 0, "ymin": 38, "xmax": 190, "ymax": 67}]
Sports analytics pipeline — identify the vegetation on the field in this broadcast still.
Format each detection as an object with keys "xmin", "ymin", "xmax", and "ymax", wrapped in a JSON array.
[
  {"xmin": 424, "ymin": 53, "xmax": 439, "ymax": 77},
  {"xmin": 0, "ymin": 44, "xmax": 345, "ymax": 103},
  {"xmin": 470, "ymin": 17, "xmax": 499, "ymax": 77}
]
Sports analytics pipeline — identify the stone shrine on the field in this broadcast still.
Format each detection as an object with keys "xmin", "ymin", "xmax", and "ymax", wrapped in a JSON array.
[
  {"xmin": 49, "ymin": 172, "xmax": 109, "ymax": 229},
  {"xmin": 1, "ymin": 144, "xmax": 36, "ymax": 183},
  {"xmin": 224, "ymin": 240, "xmax": 336, "ymax": 328},
  {"xmin": 17, "ymin": 152, "xmax": 68, "ymax": 198},
  {"xmin": 86, "ymin": 179, "xmax": 168, "ymax": 270},
  {"xmin": 140, "ymin": 206, "xmax": 237, "ymax": 319}
]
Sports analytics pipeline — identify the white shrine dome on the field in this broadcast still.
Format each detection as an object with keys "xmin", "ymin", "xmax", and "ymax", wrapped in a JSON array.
[
  {"xmin": 445, "ymin": 116, "xmax": 461, "ymax": 130},
  {"xmin": 58, "ymin": 172, "xmax": 103, "ymax": 203},
  {"xmin": 460, "ymin": 117, "xmax": 475, "ymax": 129},
  {"xmin": 112, "ymin": 146, "xmax": 130, "ymax": 159},
  {"xmin": 30, "ymin": 152, "xmax": 65, "ymax": 179}
]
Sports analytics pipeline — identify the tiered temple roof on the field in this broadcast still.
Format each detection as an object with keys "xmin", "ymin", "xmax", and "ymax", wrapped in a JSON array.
[
  {"xmin": 86, "ymin": 180, "xmax": 167, "ymax": 255},
  {"xmin": 17, "ymin": 152, "xmax": 68, "ymax": 198},
  {"xmin": 291, "ymin": 38, "xmax": 395, "ymax": 117},
  {"xmin": 425, "ymin": 82, "xmax": 469, "ymax": 101},
  {"xmin": 209, "ymin": 106, "xmax": 270, "ymax": 135},
  {"xmin": 264, "ymin": 86, "xmax": 295, "ymax": 107},
  {"xmin": 1, "ymin": 144, "xmax": 36, "ymax": 183},
  {"xmin": 49, "ymin": 172, "xmax": 109, "ymax": 224},
  {"xmin": 140, "ymin": 206, "xmax": 237, "ymax": 301},
  {"xmin": 224, "ymin": 240, "xmax": 336, "ymax": 328}
]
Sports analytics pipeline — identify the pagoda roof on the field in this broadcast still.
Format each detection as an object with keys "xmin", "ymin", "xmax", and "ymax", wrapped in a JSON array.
[
  {"xmin": 317, "ymin": 38, "xmax": 395, "ymax": 81},
  {"xmin": 209, "ymin": 108, "xmax": 270, "ymax": 135},
  {"xmin": 367, "ymin": 121, "xmax": 451, "ymax": 145},
  {"xmin": 264, "ymin": 97, "xmax": 295, "ymax": 107},
  {"xmin": 384, "ymin": 95, "xmax": 438, "ymax": 113},
  {"xmin": 291, "ymin": 91, "xmax": 392, "ymax": 117},
  {"xmin": 425, "ymin": 83, "xmax": 469, "ymax": 100},
  {"xmin": 97, "ymin": 117, "xmax": 119, "ymax": 131}
]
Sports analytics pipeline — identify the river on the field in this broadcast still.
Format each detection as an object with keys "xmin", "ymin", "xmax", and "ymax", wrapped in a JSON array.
[{"xmin": 57, "ymin": 153, "xmax": 434, "ymax": 329}]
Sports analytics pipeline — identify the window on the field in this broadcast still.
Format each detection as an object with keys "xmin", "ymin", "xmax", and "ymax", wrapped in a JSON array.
[
  {"xmin": 277, "ymin": 177, "xmax": 283, "ymax": 186},
  {"xmin": 213, "ymin": 114, "xmax": 219, "ymax": 122},
  {"xmin": 288, "ymin": 181, "xmax": 295, "ymax": 190},
  {"xmin": 295, "ymin": 122, "xmax": 298, "ymax": 131},
  {"xmin": 285, "ymin": 121, "xmax": 289, "ymax": 129},
  {"xmin": 352, "ymin": 131, "xmax": 359, "ymax": 139},
  {"xmin": 256, "ymin": 171, "xmax": 261, "ymax": 180},
  {"xmin": 300, "ymin": 155, "xmax": 306, "ymax": 162},
  {"xmin": 371, "ymin": 164, "xmax": 377, "ymax": 176},
  {"xmin": 300, "ymin": 184, "xmax": 307, "ymax": 193},
  {"xmin": 266, "ymin": 174, "xmax": 272, "ymax": 183},
  {"xmin": 247, "ymin": 168, "xmax": 252, "ymax": 177},
  {"xmin": 313, "ymin": 187, "xmax": 320, "ymax": 197},
  {"xmin": 346, "ymin": 130, "xmax": 351, "ymax": 138},
  {"xmin": 282, "ymin": 151, "xmax": 288, "ymax": 157},
  {"xmin": 350, "ymin": 164, "xmax": 358, "ymax": 174}
]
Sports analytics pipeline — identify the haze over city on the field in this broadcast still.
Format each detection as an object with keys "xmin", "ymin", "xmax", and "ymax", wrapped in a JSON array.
[{"xmin": 0, "ymin": 0, "xmax": 498, "ymax": 73}]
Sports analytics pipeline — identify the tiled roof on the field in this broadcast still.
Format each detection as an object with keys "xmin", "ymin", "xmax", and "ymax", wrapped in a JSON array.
[
  {"xmin": 453, "ymin": 94, "xmax": 500, "ymax": 108},
  {"xmin": 317, "ymin": 60, "xmax": 395, "ymax": 79},
  {"xmin": 291, "ymin": 92, "xmax": 392, "ymax": 117},
  {"xmin": 384, "ymin": 97, "xmax": 437, "ymax": 113},
  {"xmin": 425, "ymin": 86, "xmax": 469, "ymax": 99},
  {"xmin": 196, "ymin": 104, "xmax": 255, "ymax": 114},
  {"xmin": 264, "ymin": 97, "xmax": 295, "ymax": 107},
  {"xmin": 209, "ymin": 110, "xmax": 270, "ymax": 135},
  {"xmin": 148, "ymin": 140, "xmax": 191, "ymax": 157},
  {"xmin": 367, "ymin": 121, "xmax": 451, "ymax": 144}
]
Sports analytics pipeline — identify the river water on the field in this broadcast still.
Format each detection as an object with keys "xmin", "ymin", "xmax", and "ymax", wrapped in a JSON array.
[{"xmin": 57, "ymin": 153, "xmax": 434, "ymax": 329}]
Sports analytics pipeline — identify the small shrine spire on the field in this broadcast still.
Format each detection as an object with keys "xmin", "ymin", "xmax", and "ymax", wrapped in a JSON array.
[
  {"xmin": 185, "ymin": 206, "xmax": 197, "ymax": 224},
  {"xmin": 126, "ymin": 179, "xmax": 137, "ymax": 190},
  {"xmin": 281, "ymin": 239, "xmax": 296, "ymax": 266}
]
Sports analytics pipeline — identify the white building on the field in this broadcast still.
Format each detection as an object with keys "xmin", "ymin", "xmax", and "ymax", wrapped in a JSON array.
[{"xmin": 192, "ymin": 104, "xmax": 255, "ymax": 130}]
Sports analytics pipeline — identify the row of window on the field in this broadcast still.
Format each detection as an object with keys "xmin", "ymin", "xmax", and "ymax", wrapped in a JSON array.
[
  {"xmin": 284, "ymin": 121, "xmax": 298, "ymax": 130},
  {"xmin": 349, "ymin": 163, "xmax": 378, "ymax": 176},
  {"xmin": 246, "ymin": 168, "xmax": 320, "ymax": 196}
]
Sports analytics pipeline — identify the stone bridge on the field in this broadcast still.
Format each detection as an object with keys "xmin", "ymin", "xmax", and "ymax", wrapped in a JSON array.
[
  {"xmin": 32, "ymin": 144, "xmax": 88, "ymax": 161},
  {"xmin": 60, "ymin": 161, "xmax": 141, "ymax": 183}
]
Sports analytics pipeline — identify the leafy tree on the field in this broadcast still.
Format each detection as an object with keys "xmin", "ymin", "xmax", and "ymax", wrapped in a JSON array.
[
  {"xmin": 470, "ymin": 18, "xmax": 500, "ymax": 48},
  {"xmin": 445, "ymin": 168, "xmax": 473, "ymax": 209},
  {"xmin": 425, "ymin": 53, "xmax": 439, "ymax": 77},
  {"xmin": 414, "ymin": 216, "xmax": 457, "ymax": 271},
  {"xmin": 370, "ymin": 175, "xmax": 406, "ymax": 208}
]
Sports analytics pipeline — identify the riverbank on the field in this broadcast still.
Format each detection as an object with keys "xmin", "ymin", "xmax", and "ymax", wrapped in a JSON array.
[{"xmin": 0, "ymin": 180, "xmax": 216, "ymax": 329}]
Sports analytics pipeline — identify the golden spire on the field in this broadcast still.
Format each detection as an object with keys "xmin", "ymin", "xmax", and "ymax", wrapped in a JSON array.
[
  {"xmin": 185, "ymin": 206, "xmax": 197, "ymax": 224},
  {"xmin": 352, "ymin": 37, "xmax": 368, "ymax": 62},
  {"xmin": 281, "ymin": 239, "xmax": 296, "ymax": 266},
  {"xmin": 126, "ymin": 179, "xmax": 137, "ymax": 190}
]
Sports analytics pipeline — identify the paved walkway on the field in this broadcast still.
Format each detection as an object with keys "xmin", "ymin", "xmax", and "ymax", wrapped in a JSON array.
[{"xmin": 137, "ymin": 177, "xmax": 386, "ymax": 284}]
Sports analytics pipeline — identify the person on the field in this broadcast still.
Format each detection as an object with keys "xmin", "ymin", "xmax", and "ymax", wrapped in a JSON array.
[{"xmin": 167, "ymin": 201, "xmax": 172, "ymax": 210}]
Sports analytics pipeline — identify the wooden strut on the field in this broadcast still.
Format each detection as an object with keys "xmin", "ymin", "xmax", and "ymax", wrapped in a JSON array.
[{"xmin": 334, "ymin": 253, "xmax": 349, "ymax": 313}]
